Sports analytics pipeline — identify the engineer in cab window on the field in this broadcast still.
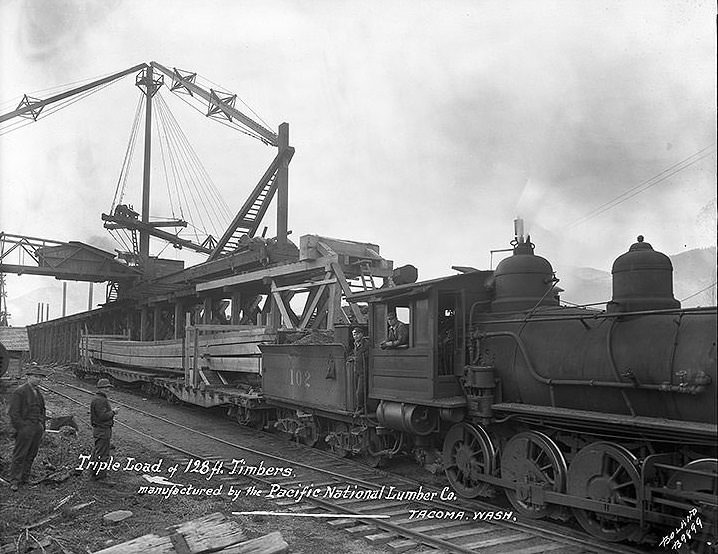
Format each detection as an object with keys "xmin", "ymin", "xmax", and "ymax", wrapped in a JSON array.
[{"xmin": 380, "ymin": 312, "xmax": 409, "ymax": 349}]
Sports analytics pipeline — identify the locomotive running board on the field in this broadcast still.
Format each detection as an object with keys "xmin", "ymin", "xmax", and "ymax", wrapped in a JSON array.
[{"xmin": 491, "ymin": 402, "xmax": 717, "ymax": 443}]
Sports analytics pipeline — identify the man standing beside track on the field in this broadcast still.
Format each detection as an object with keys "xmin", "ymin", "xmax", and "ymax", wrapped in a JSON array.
[
  {"xmin": 349, "ymin": 327, "xmax": 370, "ymax": 411},
  {"xmin": 7, "ymin": 365, "xmax": 48, "ymax": 492},
  {"xmin": 90, "ymin": 378, "xmax": 118, "ymax": 481}
]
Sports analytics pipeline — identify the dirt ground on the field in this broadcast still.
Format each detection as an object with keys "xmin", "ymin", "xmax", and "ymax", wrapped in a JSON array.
[{"xmin": 0, "ymin": 371, "xmax": 392, "ymax": 554}]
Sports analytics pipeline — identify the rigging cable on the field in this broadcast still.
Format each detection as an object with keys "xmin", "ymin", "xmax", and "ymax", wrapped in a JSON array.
[
  {"xmin": 156, "ymin": 100, "xmax": 197, "ymax": 238},
  {"xmin": 155, "ymin": 92, "xmax": 231, "ymax": 240},
  {"xmin": 111, "ymin": 94, "xmax": 144, "ymax": 212},
  {"xmin": 154, "ymin": 94, "xmax": 207, "ymax": 242},
  {"xmin": 167, "ymin": 86, "xmax": 269, "ymax": 144},
  {"xmin": 199, "ymin": 73, "xmax": 275, "ymax": 131},
  {"xmin": 155, "ymin": 98, "xmax": 180, "ymax": 221},
  {"xmin": 0, "ymin": 74, "xmax": 132, "ymax": 136},
  {"xmin": 0, "ymin": 73, "xmax": 101, "ymax": 112},
  {"xmin": 158, "ymin": 91, "xmax": 229, "ymax": 227}
]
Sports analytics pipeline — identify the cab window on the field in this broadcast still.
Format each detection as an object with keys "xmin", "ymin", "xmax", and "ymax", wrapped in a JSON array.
[
  {"xmin": 381, "ymin": 304, "xmax": 411, "ymax": 349},
  {"xmin": 438, "ymin": 293, "xmax": 457, "ymax": 375}
]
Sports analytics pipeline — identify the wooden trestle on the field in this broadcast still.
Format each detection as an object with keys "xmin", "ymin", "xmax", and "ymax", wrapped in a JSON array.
[{"xmin": 27, "ymin": 235, "xmax": 395, "ymax": 377}]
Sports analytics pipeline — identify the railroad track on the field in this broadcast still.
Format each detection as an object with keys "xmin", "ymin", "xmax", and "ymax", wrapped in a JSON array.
[{"xmin": 43, "ymin": 372, "xmax": 648, "ymax": 554}]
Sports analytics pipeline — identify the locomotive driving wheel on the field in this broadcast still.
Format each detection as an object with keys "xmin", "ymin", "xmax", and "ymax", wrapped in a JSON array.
[
  {"xmin": 443, "ymin": 422, "xmax": 495, "ymax": 498},
  {"xmin": 501, "ymin": 431, "xmax": 567, "ymax": 519},
  {"xmin": 568, "ymin": 442, "xmax": 642, "ymax": 542}
]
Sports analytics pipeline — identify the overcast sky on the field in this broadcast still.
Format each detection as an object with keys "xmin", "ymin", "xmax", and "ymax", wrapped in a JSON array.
[{"xmin": 1, "ymin": 0, "xmax": 716, "ymax": 325}]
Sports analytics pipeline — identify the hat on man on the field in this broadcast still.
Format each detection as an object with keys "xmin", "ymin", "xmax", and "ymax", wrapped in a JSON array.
[{"xmin": 96, "ymin": 378, "xmax": 114, "ymax": 389}]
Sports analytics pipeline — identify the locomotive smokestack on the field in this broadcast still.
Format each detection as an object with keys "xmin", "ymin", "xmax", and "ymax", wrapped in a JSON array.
[
  {"xmin": 514, "ymin": 218, "xmax": 525, "ymax": 244},
  {"xmin": 491, "ymin": 220, "xmax": 559, "ymax": 312}
]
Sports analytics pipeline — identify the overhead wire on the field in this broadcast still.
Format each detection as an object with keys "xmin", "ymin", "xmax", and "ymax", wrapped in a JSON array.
[
  {"xmin": 568, "ymin": 144, "xmax": 717, "ymax": 229},
  {"xmin": 680, "ymin": 282, "xmax": 717, "ymax": 303}
]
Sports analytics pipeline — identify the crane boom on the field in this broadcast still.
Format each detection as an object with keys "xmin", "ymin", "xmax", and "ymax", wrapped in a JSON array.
[
  {"xmin": 150, "ymin": 61, "xmax": 278, "ymax": 146},
  {"xmin": 2, "ymin": 61, "xmax": 292, "ymax": 262},
  {"xmin": 0, "ymin": 63, "xmax": 148, "ymax": 124}
]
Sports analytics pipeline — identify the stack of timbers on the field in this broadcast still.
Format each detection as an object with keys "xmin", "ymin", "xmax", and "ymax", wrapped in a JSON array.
[{"xmin": 81, "ymin": 325, "xmax": 276, "ymax": 374}]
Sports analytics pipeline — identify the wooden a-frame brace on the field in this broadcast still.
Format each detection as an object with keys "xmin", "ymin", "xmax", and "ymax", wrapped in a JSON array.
[{"xmin": 269, "ymin": 263, "xmax": 361, "ymax": 330}]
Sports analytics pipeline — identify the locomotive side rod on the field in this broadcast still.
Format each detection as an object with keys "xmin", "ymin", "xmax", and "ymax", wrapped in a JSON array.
[{"xmin": 470, "ymin": 470, "xmax": 689, "ymax": 528}]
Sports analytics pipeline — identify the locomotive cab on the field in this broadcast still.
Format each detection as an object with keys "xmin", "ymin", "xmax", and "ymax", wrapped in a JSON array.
[{"xmin": 353, "ymin": 271, "xmax": 493, "ymax": 434}]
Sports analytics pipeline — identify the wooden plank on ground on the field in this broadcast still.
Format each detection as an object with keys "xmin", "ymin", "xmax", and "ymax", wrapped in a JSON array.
[
  {"xmin": 216, "ymin": 531, "xmax": 288, "ymax": 553},
  {"xmin": 93, "ymin": 512, "xmax": 277, "ymax": 554},
  {"xmin": 173, "ymin": 512, "xmax": 246, "ymax": 552},
  {"xmin": 92, "ymin": 534, "xmax": 172, "ymax": 553}
]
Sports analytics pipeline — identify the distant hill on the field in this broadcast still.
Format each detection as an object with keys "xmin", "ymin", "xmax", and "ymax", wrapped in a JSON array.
[{"xmin": 561, "ymin": 246, "xmax": 716, "ymax": 308}]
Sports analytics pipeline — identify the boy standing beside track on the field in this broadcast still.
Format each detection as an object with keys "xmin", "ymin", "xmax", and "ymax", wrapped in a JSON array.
[{"xmin": 89, "ymin": 378, "xmax": 118, "ymax": 482}]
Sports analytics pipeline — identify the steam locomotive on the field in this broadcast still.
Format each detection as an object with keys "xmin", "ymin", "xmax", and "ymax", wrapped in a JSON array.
[
  {"xmin": 37, "ymin": 227, "xmax": 716, "ymax": 547},
  {"xmin": 259, "ymin": 229, "xmax": 716, "ymax": 546}
]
